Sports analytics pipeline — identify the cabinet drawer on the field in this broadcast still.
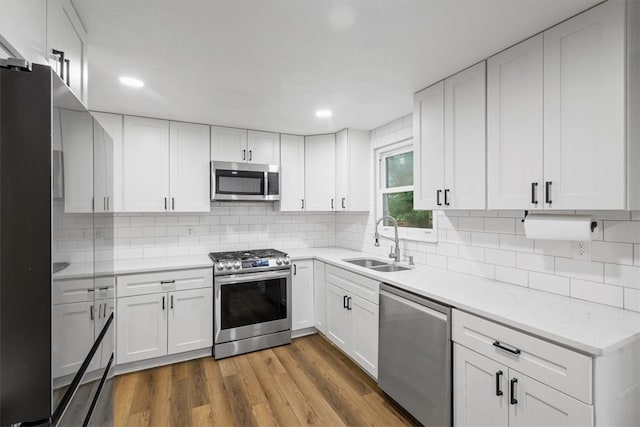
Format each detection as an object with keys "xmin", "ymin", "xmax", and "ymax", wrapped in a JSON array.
[
  {"xmin": 95, "ymin": 276, "xmax": 115, "ymax": 300},
  {"xmin": 326, "ymin": 265, "xmax": 379, "ymax": 304},
  {"xmin": 117, "ymin": 268, "xmax": 212, "ymax": 297},
  {"xmin": 452, "ymin": 309, "xmax": 592, "ymax": 404},
  {"xmin": 53, "ymin": 278, "xmax": 94, "ymax": 304}
]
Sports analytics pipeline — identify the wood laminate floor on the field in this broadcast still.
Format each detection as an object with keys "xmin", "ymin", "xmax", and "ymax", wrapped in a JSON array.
[{"xmin": 115, "ymin": 334, "xmax": 415, "ymax": 427}]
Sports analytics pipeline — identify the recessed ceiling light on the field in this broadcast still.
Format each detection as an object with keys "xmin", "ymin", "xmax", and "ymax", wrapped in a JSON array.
[
  {"xmin": 119, "ymin": 76, "xmax": 144, "ymax": 88},
  {"xmin": 316, "ymin": 109, "xmax": 332, "ymax": 118}
]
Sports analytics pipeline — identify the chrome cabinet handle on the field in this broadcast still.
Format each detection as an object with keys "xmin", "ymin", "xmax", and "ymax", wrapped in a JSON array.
[
  {"xmin": 161, "ymin": 280, "xmax": 175, "ymax": 285},
  {"xmin": 341, "ymin": 198, "xmax": 346, "ymax": 209},
  {"xmin": 343, "ymin": 295, "xmax": 348, "ymax": 309},
  {"xmin": 444, "ymin": 189, "xmax": 450, "ymax": 206},
  {"xmin": 170, "ymin": 295, "xmax": 174, "ymax": 309},
  {"xmin": 331, "ymin": 198, "xmax": 334, "ymax": 210},
  {"xmin": 531, "ymin": 182, "xmax": 538, "ymax": 205},
  {"xmin": 164, "ymin": 197, "xmax": 167, "ymax": 210},
  {"xmin": 436, "ymin": 190, "xmax": 442, "ymax": 206},
  {"xmin": 346, "ymin": 296, "xmax": 352, "ymax": 310},
  {"xmin": 172, "ymin": 197, "xmax": 175, "ymax": 210},
  {"xmin": 301, "ymin": 199, "xmax": 304, "ymax": 210},
  {"xmin": 545, "ymin": 181, "xmax": 552, "ymax": 205},
  {"xmin": 249, "ymin": 150, "xmax": 252, "ymax": 161},
  {"xmin": 242, "ymin": 149, "xmax": 246, "ymax": 160}
]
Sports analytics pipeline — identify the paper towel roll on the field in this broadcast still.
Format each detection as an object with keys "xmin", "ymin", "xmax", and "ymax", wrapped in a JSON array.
[{"xmin": 523, "ymin": 214, "xmax": 594, "ymax": 241}]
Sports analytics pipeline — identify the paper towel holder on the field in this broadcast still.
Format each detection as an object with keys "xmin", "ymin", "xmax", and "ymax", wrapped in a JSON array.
[{"xmin": 521, "ymin": 211, "xmax": 598, "ymax": 232}]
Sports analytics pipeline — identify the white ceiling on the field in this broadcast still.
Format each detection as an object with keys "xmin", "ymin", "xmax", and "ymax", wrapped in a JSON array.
[{"xmin": 73, "ymin": 0, "xmax": 600, "ymax": 135}]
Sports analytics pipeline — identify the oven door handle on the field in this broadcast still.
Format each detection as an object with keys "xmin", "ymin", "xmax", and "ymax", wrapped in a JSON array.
[{"xmin": 216, "ymin": 270, "xmax": 291, "ymax": 285}]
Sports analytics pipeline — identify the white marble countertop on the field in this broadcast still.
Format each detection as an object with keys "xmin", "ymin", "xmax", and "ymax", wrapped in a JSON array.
[
  {"xmin": 53, "ymin": 247, "xmax": 640, "ymax": 356},
  {"xmin": 287, "ymin": 248, "xmax": 640, "ymax": 357}
]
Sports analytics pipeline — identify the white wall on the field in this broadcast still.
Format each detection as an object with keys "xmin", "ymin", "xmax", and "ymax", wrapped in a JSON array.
[{"xmin": 335, "ymin": 114, "xmax": 640, "ymax": 313}]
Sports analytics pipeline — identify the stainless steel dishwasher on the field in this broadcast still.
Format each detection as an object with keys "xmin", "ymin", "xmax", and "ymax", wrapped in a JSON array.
[{"xmin": 379, "ymin": 283, "xmax": 452, "ymax": 427}]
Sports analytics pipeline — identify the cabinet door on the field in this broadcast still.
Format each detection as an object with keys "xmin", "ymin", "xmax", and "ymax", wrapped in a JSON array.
[
  {"xmin": 292, "ymin": 260, "xmax": 314, "ymax": 331},
  {"xmin": 335, "ymin": 129, "xmax": 349, "ymax": 210},
  {"xmin": 304, "ymin": 134, "xmax": 336, "ymax": 211},
  {"xmin": 488, "ymin": 35, "xmax": 544, "ymax": 210},
  {"xmin": 279, "ymin": 134, "xmax": 305, "ymax": 211},
  {"xmin": 93, "ymin": 120, "xmax": 111, "ymax": 213},
  {"xmin": 94, "ymin": 298, "xmax": 115, "ymax": 369},
  {"xmin": 59, "ymin": 109, "xmax": 94, "ymax": 213},
  {"xmin": 47, "ymin": 0, "xmax": 86, "ymax": 103},
  {"xmin": 52, "ymin": 301, "xmax": 97, "ymax": 378},
  {"xmin": 325, "ymin": 283, "xmax": 351, "ymax": 352},
  {"xmin": 167, "ymin": 288, "xmax": 213, "ymax": 355},
  {"xmin": 454, "ymin": 344, "xmax": 509, "ymax": 427},
  {"xmin": 543, "ymin": 1, "xmax": 626, "ymax": 210},
  {"xmin": 210, "ymin": 126, "xmax": 247, "ymax": 162},
  {"xmin": 509, "ymin": 370, "xmax": 593, "ymax": 427},
  {"xmin": 313, "ymin": 261, "xmax": 326, "ymax": 333},
  {"xmin": 0, "ymin": 0, "xmax": 47, "ymax": 64},
  {"xmin": 444, "ymin": 62, "xmax": 487, "ymax": 209},
  {"xmin": 116, "ymin": 293, "xmax": 167, "ymax": 364},
  {"xmin": 345, "ymin": 129, "xmax": 370, "ymax": 211},
  {"xmin": 414, "ymin": 81, "xmax": 445, "ymax": 210},
  {"xmin": 123, "ymin": 116, "xmax": 169, "ymax": 212},
  {"xmin": 92, "ymin": 112, "xmax": 123, "ymax": 212},
  {"xmin": 248, "ymin": 130, "xmax": 280, "ymax": 164},
  {"xmin": 350, "ymin": 294, "xmax": 379, "ymax": 378},
  {"xmin": 169, "ymin": 122, "xmax": 210, "ymax": 212}
]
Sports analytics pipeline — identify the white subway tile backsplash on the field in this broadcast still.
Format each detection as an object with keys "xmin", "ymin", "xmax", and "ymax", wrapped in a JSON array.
[
  {"xmin": 624, "ymin": 288, "xmax": 640, "ymax": 312},
  {"xmin": 457, "ymin": 217, "xmax": 484, "ymax": 232},
  {"xmin": 470, "ymin": 232, "xmax": 500, "ymax": 248},
  {"xmin": 604, "ymin": 264, "xmax": 640, "ymax": 289},
  {"xmin": 528, "ymin": 272, "xmax": 570, "ymax": 296},
  {"xmin": 495, "ymin": 266, "xmax": 528, "ymax": 287},
  {"xmin": 499, "ymin": 235, "xmax": 534, "ymax": 253},
  {"xmin": 534, "ymin": 240, "xmax": 572, "ymax": 258},
  {"xmin": 603, "ymin": 221, "xmax": 640, "ymax": 243},
  {"xmin": 485, "ymin": 218, "xmax": 515, "ymax": 234},
  {"xmin": 555, "ymin": 258, "xmax": 604, "ymax": 282},
  {"xmin": 591, "ymin": 241, "xmax": 633, "ymax": 265},
  {"xmin": 570, "ymin": 279, "xmax": 623, "ymax": 308},
  {"xmin": 516, "ymin": 252, "xmax": 554, "ymax": 274},
  {"xmin": 485, "ymin": 248, "xmax": 516, "ymax": 267},
  {"xmin": 447, "ymin": 258, "xmax": 471, "ymax": 274}
]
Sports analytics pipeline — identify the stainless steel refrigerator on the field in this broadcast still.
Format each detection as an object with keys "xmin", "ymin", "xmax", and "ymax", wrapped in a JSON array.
[{"xmin": 0, "ymin": 62, "xmax": 115, "ymax": 426}]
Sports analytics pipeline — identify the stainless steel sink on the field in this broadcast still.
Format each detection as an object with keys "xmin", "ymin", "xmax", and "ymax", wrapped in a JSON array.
[
  {"xmin": 344, "ymin": 258, "xmax": 390, "ymax": 268},
  {"xmin": 370, "ymin": 264, "xmax": 412, "ymax": 272}
]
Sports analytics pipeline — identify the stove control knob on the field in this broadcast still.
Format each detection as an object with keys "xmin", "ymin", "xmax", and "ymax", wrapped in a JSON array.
[
  {"xmin": 275, "ymin": 257, "xmax": 283, "ymax": 265},
  {"xmin": 224, "ymin": 262, "xmax": 233, "ymax": 270},
  {"xmin": 215, "ymin": 262, "xmax": 224, "ymax": 271},
  {"xmin": 283, "ymin": 257, "xmax": 290, "ymax": 265},
  {"xmin": 234, "ymin": 261, "xmax": 241, "ymax": 269}
]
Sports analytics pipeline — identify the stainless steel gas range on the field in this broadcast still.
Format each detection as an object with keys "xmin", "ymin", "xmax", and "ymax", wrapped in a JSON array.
[{"xmin": 210, "ymin": 249, "xmax": 292, "ymax": 359}]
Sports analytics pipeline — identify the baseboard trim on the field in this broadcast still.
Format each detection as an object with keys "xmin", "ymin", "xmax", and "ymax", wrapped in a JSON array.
[
  {"xmin": 114, "ymin": 347, "xmax": 212, "ymax": 376},
  {"xmin": 292, "ymin": 327, "xmax": 318, "ymax": 339}
]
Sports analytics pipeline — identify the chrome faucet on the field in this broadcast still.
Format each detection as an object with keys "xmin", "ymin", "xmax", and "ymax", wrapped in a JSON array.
[{"xmin": 374, "ymin": 215, "xmax": 401, "ymax": 263}]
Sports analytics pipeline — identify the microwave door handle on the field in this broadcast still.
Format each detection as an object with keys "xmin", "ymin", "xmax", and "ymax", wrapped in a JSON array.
[{"xmin": 264, "ymin": 171, "xmax": 269, "ymax": 197}]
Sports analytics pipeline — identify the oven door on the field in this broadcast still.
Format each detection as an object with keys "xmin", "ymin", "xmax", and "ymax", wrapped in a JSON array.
[{"xmin": 215, "ymin": 270, "xmax": 291, "ymax": 344}]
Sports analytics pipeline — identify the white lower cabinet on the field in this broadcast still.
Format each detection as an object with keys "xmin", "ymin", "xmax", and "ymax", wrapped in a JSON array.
[
  {"xmin": 117, "ymin": 293, "xmax": 168, "ymax": 364},
  {"xmin": 116, "ymin": 269, "xmax": 213, "ymax": 365},
  {"xmin": 291, "ymin": 260, "xmax": 314, "ymax": 331},
  {"xmin": 313, "ymin": 261, "xmax": 326, "ymax": 333},
  {"xmin": 324, "ymin": 266, "xmax": 379, "ymax": 378},
  {"xmin": 167, "ymin": 288, "xmax": 213, "ymax": 354},
  {"xmin": 52, "ymin": 301, "xmax": 98, "ymax": 378},
  {"xmin": 453, "ymin": 310, "xmax": 595, "ymax": 427}
]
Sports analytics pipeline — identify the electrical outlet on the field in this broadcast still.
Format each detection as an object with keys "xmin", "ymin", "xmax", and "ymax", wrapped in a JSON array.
[
  {"xmin": 572, "ymin": 241, "xmax": 591, "ymax": 261},
  {"xmin": 187, "ymin": 227, "xmax": 193, "ymax": 236}
]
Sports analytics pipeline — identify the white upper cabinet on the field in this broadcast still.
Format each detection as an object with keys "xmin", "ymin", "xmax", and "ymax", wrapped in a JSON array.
[
  {"xmin": 93, "ymin": 120, "xmax": 114, "ymax": 213},
  {"xmin": 123, "ymin": 116, "xmax": 170, "ymax": 212},
  {"xmin": 248, "ymin": 130, "xmax": 280, "ymax": 164},
  {"xmin": 414, "ymin": 63, "xmax": 486, "ymax": 210},
  {"xmin": 169, "ymin": 122, "xmax": 210, "ymax": 212},
  {"xmin": 444, "ymin": 62, "xmax": 487, "ymax": 210},
  {"xmin": 335, "ymin": 129, "xmax": 370, "ymax": 211},
  {"xmin": 92, "ymin": 112, "xmax": 123, "ymax": 212},
  {"xmin": 47, "ymin": 0, "xmax": 87, "ymax": 104},
  {"xmin": 543, "ymin": 0, "xmax": 626, "ymax": 210},
  {"xmin": 59, "ymin": 109, "xmax": 93, "ymax": 213},
  {"xmin": 210, "ymin": 126, "xmax": 247, "ymax": 163},
  {"xmin": 211, "ymin": 127, "xmax": 280, "ymax": 165},
  {"xmin": 305, "ymin": 134, "xmax": 336, "ymax": 211},
  {"xmin": 0, "ymin": 0, "xmax": 47, "ymax": 65},
  {"xmin": 487, "ymin": 35, "xmax": 544, "ymax": 210},
  {"xmin": 279, "ymin": 134, "xmax": 306, "ymax": 211},
  {"xmin": 414, "ymin": 81, "xmax": 445, "ymax": 210}
]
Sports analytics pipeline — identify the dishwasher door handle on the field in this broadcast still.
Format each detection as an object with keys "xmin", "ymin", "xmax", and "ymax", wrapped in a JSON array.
[{"xmin": 380, "ymin": 289, "xmax": 448, "ymax": 321}]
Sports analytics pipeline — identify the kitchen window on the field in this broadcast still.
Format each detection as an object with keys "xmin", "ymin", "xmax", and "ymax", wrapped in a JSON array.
[{"xmin": 376, "ymin": 141, "xmax": 436, "ymax": 242}]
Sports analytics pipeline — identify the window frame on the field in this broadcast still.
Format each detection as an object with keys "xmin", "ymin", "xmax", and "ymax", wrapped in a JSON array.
[{"xmin": 375, "ymin": 140, "xmax": 438, "ymax": 243}]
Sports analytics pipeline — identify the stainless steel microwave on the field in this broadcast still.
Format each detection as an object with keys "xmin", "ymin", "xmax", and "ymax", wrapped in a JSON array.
[{"xmin": 211, "ymin": 161, "xmax": 280, "ymax": 201}]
